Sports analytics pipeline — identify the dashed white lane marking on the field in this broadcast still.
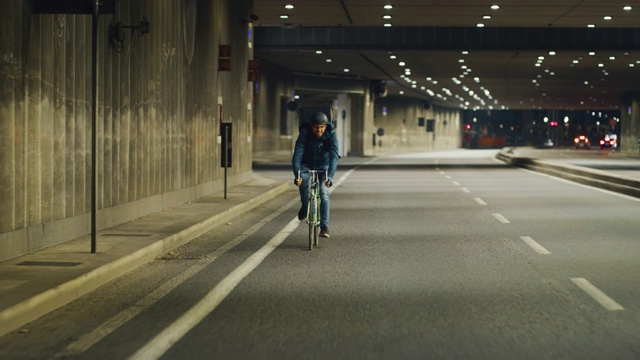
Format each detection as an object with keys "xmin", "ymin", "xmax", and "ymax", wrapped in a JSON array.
[
  {"xmin": 461, "ymin": 187, "xmax": 471, "ymax": 193},
  {"xmin": 445, "ymin": 175, "xmax": 452, "ymax": 179},
  {"xmin": 571, "ymin": 278, "xmax": 624, "ymax": 311},
  {"xmin": 128, "ymin": 218, "xmax": 301, "ymax": 360},
  {"xmin": 492, "ymin": 213, "xmax": 511, "ymax": 223},
  {"xmin": 520, "ymin": 236, "xmax": 551, "ymax": 255},
  {"xmin": 439, "ymin": 171, "xmax": 446, "ymax": 175},
  {"xmin": 452, "ymin": 181, "xmax": 460, "ymax": 186},
  {"xmin": 474, "ymin": 198, "xmax": 487, "ymax": 205}
]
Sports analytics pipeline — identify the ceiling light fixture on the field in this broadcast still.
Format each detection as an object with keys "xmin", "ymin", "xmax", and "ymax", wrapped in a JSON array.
[
  {"xmin": 483, "ymin": 15, "xmax": 491, "ymax": 19},
  {"xmin": 285, "ymin": 4, "xmax": 294, "ymax": 9},
  {"xmin": 384, "ymin": 5, "xmax": 393, "ymax": 10},
  {"xmin": 491, "ymin": 5, "xmax": 500, "ymax": 10},
  {"xmin": 383, "ymin": 15, "xmax": 392, "ymax": 19},
  {"xmin": 280, "ymin": 14, "xmax": 289, "ymax": 19},
  {"xmin": 384, "ymin": 23, "xmax": 392, "ymax": 27},
  {"xmin": 624, "ymin": 6, "xmax": 632, "ymax": 11},
  {"xmin": 604, "ymin": 16, "xmax": 612, "ymax": 20},
  {"xmin": 588, "ymin": 24, "xmax": 595, "ymax": 28},
  {"xmin": 477, "ymin": 23, "xmax": 485, "ymax": 27}
]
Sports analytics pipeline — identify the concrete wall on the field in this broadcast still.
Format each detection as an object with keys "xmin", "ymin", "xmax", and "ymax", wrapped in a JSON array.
[
  {"xmin": 372, "ymin": 97, "xmax": 462, "ymax": 154},
  {"xmin": 0, "ymin": 0, "xmax": 255, "ymax": 261}
]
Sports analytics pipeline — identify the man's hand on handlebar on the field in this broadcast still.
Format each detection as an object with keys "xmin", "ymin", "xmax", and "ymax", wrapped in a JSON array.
[
  {"xmin": 324, "ymin": 178, "xmax": 332, "ymax": 187},
  {"xmin": 294, "ymin": 178, "xmax": 302, "ymax": 187}
]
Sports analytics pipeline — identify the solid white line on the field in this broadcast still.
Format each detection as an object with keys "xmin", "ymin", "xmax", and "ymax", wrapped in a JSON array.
[
  {"xmin": 55, "ymin": 198, "xmax": 299, "ymax": 357},
  {"xmin": 520, "ymin": 168, "xmax": 640, "ymax": 202},
  {"xmin": 128, "ymin": 164, "xmax": 355, "ymax": 360},
  {"xmin": 571, "ymin": 278, "xmax": 624, "ymax": 311},
  {"xmin": 474, "ymin": 198, "xmax": 487, "ymax": 205},
  {"xmin": 461, "ymin": 187, "xmax": 471, "ymax": 193},
  {"xmin": 492, "ymin": 213, "xmax": 510, "ymax": 223},
  {"xmin": 128, "ymin": 218, "xmax": 301, "ymax": 360},
  {"xmin": 520, "ymin": 236, "xmax": 551, "ymax": 255}
]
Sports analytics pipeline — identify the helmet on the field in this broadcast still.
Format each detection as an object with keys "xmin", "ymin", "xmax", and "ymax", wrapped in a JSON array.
[{"xmin": 310, "ymin": 112, "xmax": 329, "ymax": 126}]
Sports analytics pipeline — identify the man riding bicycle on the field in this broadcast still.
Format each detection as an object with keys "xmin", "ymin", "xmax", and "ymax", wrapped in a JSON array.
[{"xmin": 292, "ymin": 112, "xmax": 340, "ymax": 238}]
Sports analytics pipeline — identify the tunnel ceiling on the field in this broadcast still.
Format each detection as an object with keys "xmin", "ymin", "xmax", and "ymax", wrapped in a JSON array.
[{"xmin": 253, "ymin": 0, "xmax": 640, "ymax": 111}]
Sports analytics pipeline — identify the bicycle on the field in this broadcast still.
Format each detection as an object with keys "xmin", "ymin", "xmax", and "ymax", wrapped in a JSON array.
[{"xmin": 297, "ymin": 169, "xmax": 325, "ymax": 250}]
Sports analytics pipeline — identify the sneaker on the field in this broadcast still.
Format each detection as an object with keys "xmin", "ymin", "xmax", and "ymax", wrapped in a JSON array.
[
  {"xmin": 298, "ymin": 206, "xmax": 307, "ymax": 221},
  {"xmin": 319, "ymin": 227, "xmax": 330, "ymax": 238}
]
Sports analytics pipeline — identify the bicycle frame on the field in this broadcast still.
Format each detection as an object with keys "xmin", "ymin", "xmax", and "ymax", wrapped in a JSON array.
[{"xmin": 298, "ymin": 170, "xmax": 324, "ymax": 250}]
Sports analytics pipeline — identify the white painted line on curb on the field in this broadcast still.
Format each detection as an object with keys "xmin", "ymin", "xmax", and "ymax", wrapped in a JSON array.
[
  {"xmin": 474, "ymin": 198, "xmax": 487, "ymax": 205},
  {"xmin": 520, "ymin": 236, "xmax": 551, "ymax": 255},
  {"xmin": 492, "ymin": 213, "xmax": 510, "ymax": 223},
  {"xmin": 461, "ymin": 187, "xmax": 471, "ymax": 193},
  {"xmin": 571, "ymin": 278, "xmax": 624, "ymax": 311}
]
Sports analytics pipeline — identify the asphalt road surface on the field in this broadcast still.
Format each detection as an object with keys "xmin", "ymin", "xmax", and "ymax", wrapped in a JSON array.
[{"xmin": 1, "ymin": 149, "xmax": 639, "ymax": 360}]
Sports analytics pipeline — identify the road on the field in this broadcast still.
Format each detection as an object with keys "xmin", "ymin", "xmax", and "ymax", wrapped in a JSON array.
[{"xmin": 1, "ymin": 149, "xmax": 639, "ymax": 359}]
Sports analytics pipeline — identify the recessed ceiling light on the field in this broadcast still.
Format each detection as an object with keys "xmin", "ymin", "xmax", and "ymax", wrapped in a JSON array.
[
  {"xmin": 604, "ymin": 16, "xmax": 612, "ymax": 20},
  {"xmin": 384, "ymin": 23, "xmax": 392, "ymax": 27},
  {"xmin": 344, "ymin": 68, "xmax": 350, "ymax": 72},
  {"xmin": 624, "ymin": 6, "xmax": 632, "ymax": 11},
  {"xmin": 589, "ymin": 52, "xmax": 596, "ymax": 56},
  {"xmin": 316, "ymin": 50, "xmax": 323, "ymax": 54},
  {"xmin": 549, "ymin": 51, "xmax": 556, "ymax": 55},
  {"xmin": 477, "ymin": 23, "xmax": 485, "ymax": 27},
  {"xmin": 285, "ymin": 4, "xmax": 294, "ymax": 9},
  {"xmin": 383, "ymin": 15, "xmax": 392, "ymax": 19},
  {"xmin": 326, "ymin": 59, "xmax": 332, "ymax": 63},
  {"xmin": 390, "ymin": 55, "xmax": 396, "ymax": 59},
  {"xmin": 609, "ymin": 56, "xmax": 616, "ymax": 60},
  {"xmin": 491, "ymin": 5, "xmax": 500, "ymax": 10},
  {"xmin": 280, "ymin": 14, "xmax": 289, "ymax": 19},
  {"xmin": 399, "ymin": 62, "xmax": 405, "ymax": 66},
  {"xmin": 588, "ymin": 24, "xmax": 596, "ymax": 28},
  {"xmin": 483, "ymin": 15, "xmax": 491, "ymax": 19},
  {"xmin": 462, "ymin": 51, "xmax": 469, "ymax": 55},
  {"xmin": 384, "ymin": 5, "xmax": 393, "ymax": 10}
]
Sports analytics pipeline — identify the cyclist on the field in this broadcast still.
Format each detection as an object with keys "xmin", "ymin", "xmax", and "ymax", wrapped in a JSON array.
[{"xmin": 292, "ymin": 112, "xmax": 339, "ymax": 238}]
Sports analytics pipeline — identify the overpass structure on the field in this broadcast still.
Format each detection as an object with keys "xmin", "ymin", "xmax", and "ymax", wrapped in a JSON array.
[{"xmin": 1, "ymin": 0, "xmax": 640, "ymax": 262}]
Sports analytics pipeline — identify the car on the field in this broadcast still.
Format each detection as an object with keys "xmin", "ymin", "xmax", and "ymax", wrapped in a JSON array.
[
  {"xmin": 600, "ymin": 134, "xmax": 617, "ymax": 149},
  {"xmin": 574, "ymin": 135, "xmax": 590, "ymax": 149}
]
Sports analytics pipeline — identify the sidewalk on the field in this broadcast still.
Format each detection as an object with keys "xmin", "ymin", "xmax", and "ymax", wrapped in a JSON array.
[{"xmin": 0, "ymin": 174, "xmax": 292, "ymax": 338}]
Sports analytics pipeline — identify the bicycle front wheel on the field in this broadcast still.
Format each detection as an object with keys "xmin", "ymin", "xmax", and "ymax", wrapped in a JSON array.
[{"xmin": 308, "ymin": 198, "xmax": 316, "ymax": 250}]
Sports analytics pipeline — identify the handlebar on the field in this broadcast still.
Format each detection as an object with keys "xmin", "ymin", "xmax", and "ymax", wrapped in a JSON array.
[{"xmin": 295, "ymin": 169, "xmax": 332, "ymax": 187}]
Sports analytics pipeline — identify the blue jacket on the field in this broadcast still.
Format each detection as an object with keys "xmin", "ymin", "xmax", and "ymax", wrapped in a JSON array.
[{"xmin": 292, "ymin": 122, "xmax": 339, "ymax": 180}]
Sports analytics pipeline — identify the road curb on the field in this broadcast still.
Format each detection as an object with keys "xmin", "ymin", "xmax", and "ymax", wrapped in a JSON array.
[
  {"xmin": 496, "ymin": 149, "xmax": 640, "ymax": 198},
  {"xmin": 0, "ymin": 180, "xmax": 291, "ymax": 338}
]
